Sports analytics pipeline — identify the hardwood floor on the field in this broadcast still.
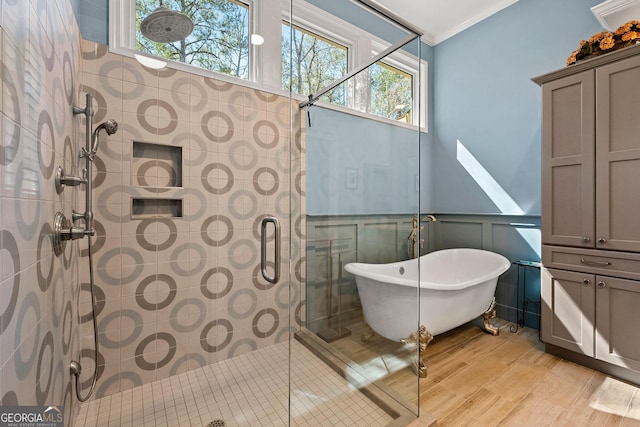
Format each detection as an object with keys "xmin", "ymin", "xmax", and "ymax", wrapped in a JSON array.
[{"xmin": 328, "ymin": 317, "xmax": 640, "ymax": 426}]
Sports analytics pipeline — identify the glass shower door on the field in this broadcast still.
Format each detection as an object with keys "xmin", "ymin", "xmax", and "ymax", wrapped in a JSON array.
[{"xmin": 290, "ymin": 1, "xmax": 425, "ymax": 422}]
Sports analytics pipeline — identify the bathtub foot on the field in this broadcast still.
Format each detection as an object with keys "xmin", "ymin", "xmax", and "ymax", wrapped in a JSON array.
[
  {"xmin": 361, "ymin": 322, "xmax": 375, "ymax": 342},
  {"xmin": 482, "ymin": 297, "xmax": 499, "ymax": 336},
  {"xmin": 401, "ymin": 325, "xmax": 433, "ymax": 378}
]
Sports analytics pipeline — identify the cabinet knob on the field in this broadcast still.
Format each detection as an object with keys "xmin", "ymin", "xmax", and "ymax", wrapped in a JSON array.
[
  {"xmin": 582, "ymin": 236, "xmax": 591, "ymax": 244},
  {"xmin": 598, "ymin": 238, "xmax": 607, "ymax": 244},
  {"xmin": 582, "ymin": 279, "xmax": 591, "ymax": 286},
  {"xmin": 597, "ymin": 281, "xmax": 606, "ymax": 288}
]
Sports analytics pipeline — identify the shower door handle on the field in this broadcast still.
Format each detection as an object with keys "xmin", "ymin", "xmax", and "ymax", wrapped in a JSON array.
[{"xmin": 260, "ymin": 216, "xmax": 281, "ymax": 284}]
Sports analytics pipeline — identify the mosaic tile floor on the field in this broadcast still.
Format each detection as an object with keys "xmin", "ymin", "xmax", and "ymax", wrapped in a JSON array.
[{"xmin": 76, "ymin": 340, "xmax": 393, "ymax": 427}]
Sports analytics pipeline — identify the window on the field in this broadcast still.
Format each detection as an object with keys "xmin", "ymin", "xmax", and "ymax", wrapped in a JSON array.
[
  {"xmin": 135, "ymin": 0, "xmax": 250, "ymax": 79},
  {"xmin": 370, "ymin": 62, "xmax": 413, "ymax": 123},
  {"xmin": 282, "ymin": 23, "xmax": 348, "ymax": 106},
  {"xmin": 111, "ymin": 0, "xmax": 428, "ymax": 129},
  {"xmin": 280, "ymin": 17, "xmax": 424, "ymax": 128}
]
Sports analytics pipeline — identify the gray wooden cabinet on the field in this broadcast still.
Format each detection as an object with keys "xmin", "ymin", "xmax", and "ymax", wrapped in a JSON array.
[
  {"xmin": 595, "ymin": 275, "xmax": 640, "ymax": 373},
  {"xmin": 542, "ymin": 268, "xmax": 640, "ymax": 373},
  {"xmin": 595, "ymin": 55, "xmax": 640, "ymax": 252},
  {"xmin": 541, "ymin": 268, "xmax": 595, "ymax": 356},
  {"xmin": 535, "ymin": 45, "xmax": 640, "ymax": 380},
  {"xmin": 541, "ymin": 53, "xmax": 640, "ymax": 251},
  {"xmin": 541, "ymin": 70, "xmax": 595, "ymax": 248}
]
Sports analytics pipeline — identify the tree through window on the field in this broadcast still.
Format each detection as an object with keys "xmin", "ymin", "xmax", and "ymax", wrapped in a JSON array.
[
  {"xmin": 282, "ymin": 22, "xmax": 348, "ymax": 105},
  {"xmin": 136, "ymin": 0, "xmax": 250, "ymax": 79},
  {"xmin": 370, "ymin": 61, "xmax": 413, "ymax": 122}
]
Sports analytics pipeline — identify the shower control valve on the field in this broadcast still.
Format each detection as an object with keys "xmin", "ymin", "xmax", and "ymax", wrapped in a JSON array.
[
  {"xmin": 53, "ymin": 212, "xmax": 94, "ymax": 256},
  {"xmin": 55, "ymin": 166, "xmax": 87, "ymax": 194},
  {"xmin": 63, "ymin": 226, "xmax": 89, "ymax": 241}
]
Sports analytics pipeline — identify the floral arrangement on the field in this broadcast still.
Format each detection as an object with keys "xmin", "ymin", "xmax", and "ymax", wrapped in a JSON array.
[{"xmin": 567, "ymin": 20, "xmax": 640, "ymax": 66}]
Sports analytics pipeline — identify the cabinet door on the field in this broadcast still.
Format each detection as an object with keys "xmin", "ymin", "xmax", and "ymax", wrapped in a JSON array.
[
  {"xmin": 541, "ymin": 267, "xmax": 595, "ymax": 356},
  {"xmin": 596, "ymin": 55, "xmax": 640, "ymax": 252},
  {"xmin": 595, "ymin": 275, "xmax": 640, "ymax": 372},
  {"xmin": 542, "ymin": 71, "xmax": 595, "ymax": 247}
]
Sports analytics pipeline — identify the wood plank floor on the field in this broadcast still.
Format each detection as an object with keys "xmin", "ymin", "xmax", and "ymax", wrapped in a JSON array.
[{"xmin": 328, "ymin": 317, "xmax": 640, "ymax": 426}]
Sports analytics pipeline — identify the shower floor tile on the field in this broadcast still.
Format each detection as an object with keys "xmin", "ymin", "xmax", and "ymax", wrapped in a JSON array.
[{"xmin": 76, "ymin": 340, "xmax": 393, "ymax": 427}]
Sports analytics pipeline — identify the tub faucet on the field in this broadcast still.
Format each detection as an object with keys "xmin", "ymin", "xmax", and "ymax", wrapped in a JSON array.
[{"xmin": 408, "ymin": 214, "xmax": 437, "ymax": 259}]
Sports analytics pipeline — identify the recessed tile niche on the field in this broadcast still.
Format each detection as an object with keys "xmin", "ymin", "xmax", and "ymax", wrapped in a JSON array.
[
  {"xmin": 131, "ymin": 198, "xmax": 183, "ymax": 219},
  {"xmin": 132, "ymin": 141, "xmax": 182, "ymax": 187},
  {"xmin": 132, "ymin": 141, "xmax": 183, "ymax": 218}
]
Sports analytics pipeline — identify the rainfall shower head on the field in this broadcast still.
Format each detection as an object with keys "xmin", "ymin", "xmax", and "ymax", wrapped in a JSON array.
[
  {"xmin": 90, "ymin": 119, "xmax": 118, "ymax": 155},
  {"xmin": 140, "ymin": 0, "xmax": 194, "ymax": 43}
]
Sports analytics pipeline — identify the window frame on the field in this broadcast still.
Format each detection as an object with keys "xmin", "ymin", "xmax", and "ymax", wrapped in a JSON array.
[
  {"xmin": 137, "ymin": 0, "xmax": 253, "ymax": 80},
  {"xmin": 371, "ymin": 39, "xmax": 428, "ymax": 130},
  {"xmin": 109, "ymin": 0, "xmax": 427, "ymax": 130},
  {"xmin": 281, "ymin": 20, "xmax": 351, "ymax": 106},
  {"xmin": 283, "ymin": 4, "xmax": 427, "ymax": 130},
  {"xmin": 369, "ymin": 60, "xmax": 414, "ymax": 123},
  {"xmin": 110, "ymin": 0, "xmax": 263, "ymax": 84}
]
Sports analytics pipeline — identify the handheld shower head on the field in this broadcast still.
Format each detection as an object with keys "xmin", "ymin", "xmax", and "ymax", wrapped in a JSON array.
[
  {"xmin": 99, "ymin": 119, "xmax": 118, "ymax": 136},
  {"xmin": 90, "ymin": 119, "xmax": 118, "ymax": 155}
]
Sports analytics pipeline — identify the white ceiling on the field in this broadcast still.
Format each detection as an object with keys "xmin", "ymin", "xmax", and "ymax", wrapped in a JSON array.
[{"xmin": 375, "ymin": 0, "xmax": 519, "ymax": 45}]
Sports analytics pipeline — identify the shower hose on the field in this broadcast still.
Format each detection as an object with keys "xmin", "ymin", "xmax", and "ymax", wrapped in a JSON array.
[{"xmin": 73, "ymin": 236, "xmax": 100, "ymax": 402}]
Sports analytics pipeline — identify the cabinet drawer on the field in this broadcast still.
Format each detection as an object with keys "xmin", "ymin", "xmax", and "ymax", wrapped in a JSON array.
[{"xmin": 543, "ymin": 245, "xmax": 640, "ymax": 280}]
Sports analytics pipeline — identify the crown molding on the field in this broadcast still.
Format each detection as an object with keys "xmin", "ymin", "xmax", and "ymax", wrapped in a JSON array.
[
  {"xmin": 592, "ymin": 0, "xmax": 640, "ymax": 30},
  {"xmin": 431, "ymin": 0, "xmax": 518, "ymax": 45},
  {"xmin": 421, "ymin": 33, "xmax": 436, "ymax": 46}
]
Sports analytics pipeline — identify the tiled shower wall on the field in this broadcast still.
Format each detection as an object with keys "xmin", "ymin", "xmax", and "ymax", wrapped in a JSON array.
[
  {"xmin": 1, "ymin": 3, "xmax": 306, "ymax": 425},
  {"xmin": 0, "ymin": 0, "xmax": 83, "ymax": 425},
  {"xmin": 79, "ymin": 40, "xmax": 305, "ymax": 399}
]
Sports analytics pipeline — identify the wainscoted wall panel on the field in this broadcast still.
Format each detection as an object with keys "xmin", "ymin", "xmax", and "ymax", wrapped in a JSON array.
[
  {"xmin": 0, "ymin": 0, "xmax": 83, "ymax": 425},
  {"xmin": 362, "ymin": 222, "xmax": 401, "ymax": 264},
  {"xmin": 434, "ymin": 214, "xmax": 541, "ymax": 328},
  {"xmin": 306, "ymin": 215, "xmax": 430, "ymax": 330},
  {"xmin": 436, "ymin": 220, "xmax": 484, "ymax": 250},
  {"xmin": 306, "ymin": 214, "xmax": 540, "ymax": 332},
  {"xmin": 489, "ymin": 220, "xmax": 542, "ymax": 327},
  {"xmin": 78, "ymin": 40, "xmax": 305, "ymax": 400}
]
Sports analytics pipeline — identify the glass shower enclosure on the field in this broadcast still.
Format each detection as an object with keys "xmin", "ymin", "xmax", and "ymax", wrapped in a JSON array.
[{"xmin": 7, "ymin": 0, "xmax": 426, "ymax": 425}]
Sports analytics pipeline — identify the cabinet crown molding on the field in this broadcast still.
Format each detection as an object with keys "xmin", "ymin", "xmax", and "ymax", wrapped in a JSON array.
[{"xmin": 532, "ymin": 42, "xmax": 640, "ymax": 85}]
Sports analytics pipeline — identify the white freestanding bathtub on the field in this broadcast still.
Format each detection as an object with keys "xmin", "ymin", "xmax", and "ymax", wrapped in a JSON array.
[{"xmin": 344, "ymin": 248, "xmax": 511, "ymax": 342}]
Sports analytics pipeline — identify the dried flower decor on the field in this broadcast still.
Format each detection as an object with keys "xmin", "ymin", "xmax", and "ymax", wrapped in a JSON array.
[{"xmin": 567, "ymin": 20, "xmax": 640, "ymax": 66}]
